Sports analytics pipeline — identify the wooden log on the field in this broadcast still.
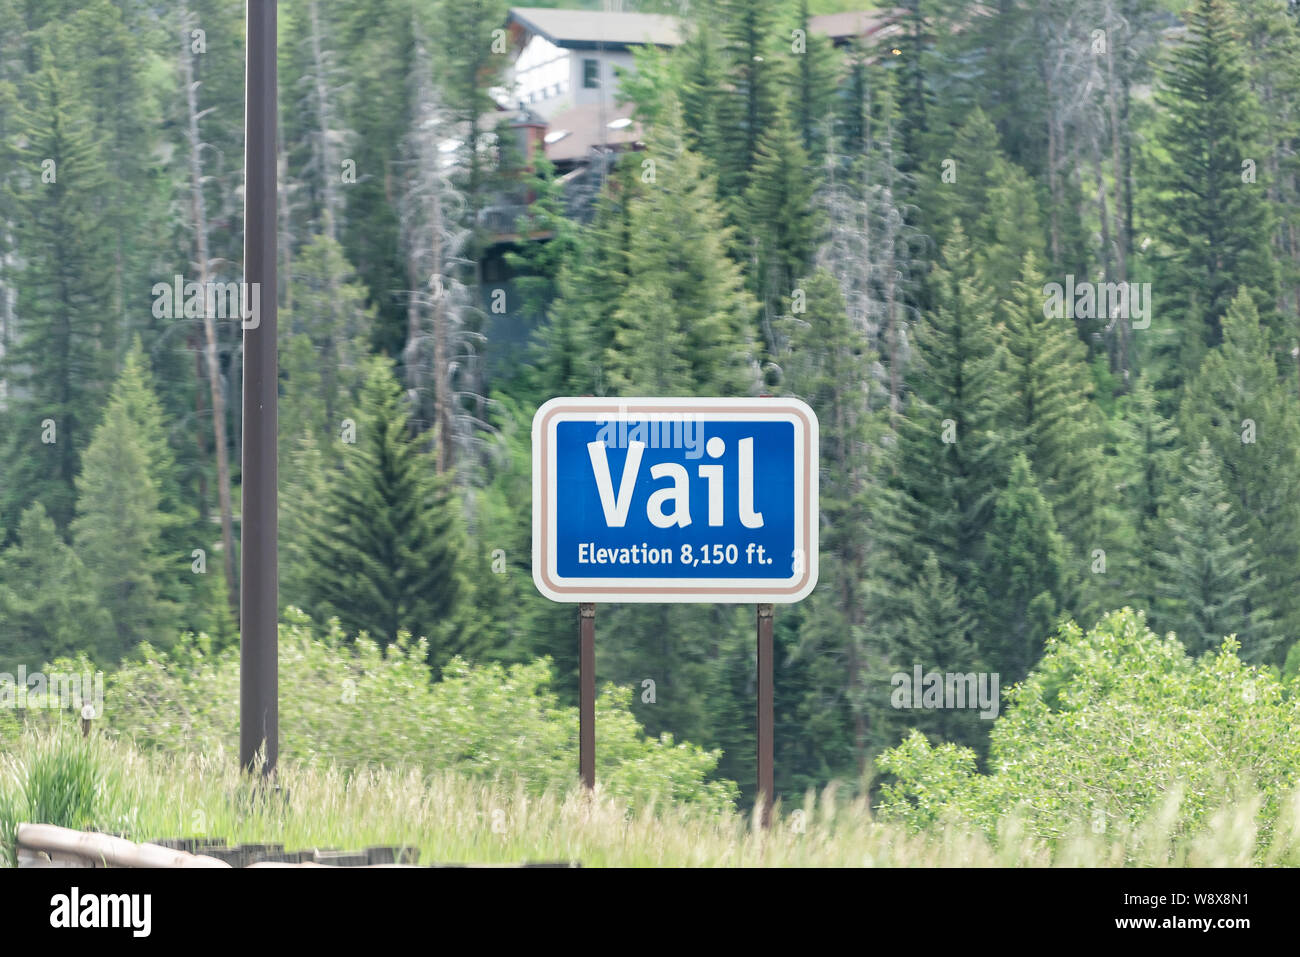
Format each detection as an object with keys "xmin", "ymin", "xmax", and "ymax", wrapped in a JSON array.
[{"xmin": 16, "ymin": 823, "xmax": 232, "ymax": 868}]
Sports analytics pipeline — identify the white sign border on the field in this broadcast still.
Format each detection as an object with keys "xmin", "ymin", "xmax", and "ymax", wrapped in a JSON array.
[{"xmin": 531, "ymin": 397, "xmax": 819, "ymax": 603}]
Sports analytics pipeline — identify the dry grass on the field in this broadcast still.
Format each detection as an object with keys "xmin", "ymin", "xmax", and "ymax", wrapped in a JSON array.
[{"xmin": 4, "ymin": 730, "xmax": 1300, "ymax": 866}]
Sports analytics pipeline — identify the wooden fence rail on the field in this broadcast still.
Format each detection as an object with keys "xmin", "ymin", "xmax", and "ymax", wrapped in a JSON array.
[{"xmin": 15, "ymin": 823, "xmax": 578, "ymax": 868}]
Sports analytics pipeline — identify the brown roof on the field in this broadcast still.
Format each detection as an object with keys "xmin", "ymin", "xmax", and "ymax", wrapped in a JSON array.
[
  {"xmin": 508, "ymin": 8, "xmax": 682, "ymax": 49},
  {"xmin": 542, "ymin": 101, "xmax": 641, "ymax": 163},
  {"xmin": 808, "ymin": 9, "xmax": 905, "ymax": 41}
]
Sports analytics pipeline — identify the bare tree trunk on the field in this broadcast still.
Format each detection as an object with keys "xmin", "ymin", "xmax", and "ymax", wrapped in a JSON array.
[
  {"xmin": 1091, "ymin": 141, "xmax": 1126, "ymax": 384},
  {"xmin": 308, "ymin": 0, "xmax": 340, "ymax": 244},
  {"xmin": 181, "ymin": 7, "xmax": 238, "ymax": 622},
  {"xmin": 1103, "ymin": 12, "xmax": 1131, "ymax": 389},
  {"xmin": 1046, "ymin": 113, "xmax": 1063, "ymax": 266},
  {"xmin": 430, "ymin": 188, "xmax": 452, "ymax": 474},
  {"xmin": 278, "ymin": 109, "xmax": 293, "ymax": 314},
  {"xmin": 194, "ymin": 349, "xmax": 209, "ymax": 525},
  {"xmin": 1103, "ymin": 4, "xmax": 1129, "ymax": 286}
]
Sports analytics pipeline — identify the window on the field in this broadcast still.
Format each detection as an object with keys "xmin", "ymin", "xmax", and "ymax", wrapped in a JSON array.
[{"xmin": 583, "ymin": 58, "xmax": 600, "ymax": 89}]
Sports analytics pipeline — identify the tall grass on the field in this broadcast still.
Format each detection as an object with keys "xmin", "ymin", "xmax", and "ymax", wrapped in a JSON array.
[{"xmin": 3, "ymin": 727, "xmax": 1299, "ymax": 866}]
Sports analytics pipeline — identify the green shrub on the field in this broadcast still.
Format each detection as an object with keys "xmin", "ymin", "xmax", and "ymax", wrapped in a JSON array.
[
  {"xmin": 0, "ymin": 730, "xmax": 103, "ymax": 863},
  {"xmin": 0, "ymin": 788, "xmax": 17, "ymax": 866},
  {"xmin": 877, "ymin": 608, "xmax": 1300, "ymax": 857},
  {"xmin": 81, "ymin": 609, "xmax": 737, "ymax": 812},
  {"xmin": 22, "ymin": 737, "xmax": 101, "ymax": 831}
]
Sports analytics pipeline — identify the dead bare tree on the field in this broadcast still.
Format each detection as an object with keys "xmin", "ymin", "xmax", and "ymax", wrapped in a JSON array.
[
  {"xmin": 815, "ymin": 116, "xmax": 917, "ymax": 415},
  {"xmin": 179, "ymin": 1, "xmax": 238, "ymax": 622},
  {"xmin": 399, "ymin": 33, "xmax": 484, "ymax": 476},
  {"xmin": 303, "ymin": 0, "xmax": 348, "ymax": 243}
]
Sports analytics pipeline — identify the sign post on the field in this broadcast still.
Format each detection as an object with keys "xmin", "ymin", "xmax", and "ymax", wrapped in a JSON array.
[
  {"xmin": 579, "ymin": 602, "xmax": 596, "ymax": 790},
  {"xmin": 756, "ymin": 602, "xmax": 774, "ymax": 827},
  {"xmin": 533, "ymin": 397, "xmax": 818, "ymax": 819}
]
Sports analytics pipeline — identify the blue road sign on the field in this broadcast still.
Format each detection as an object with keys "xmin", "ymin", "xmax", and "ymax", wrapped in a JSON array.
[{"xmin": 532, "ymin": 397, "xmax": 818, "ymax": 603}]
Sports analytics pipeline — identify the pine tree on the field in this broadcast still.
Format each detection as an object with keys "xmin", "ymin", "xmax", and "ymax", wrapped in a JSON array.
[
  {"xmin": 677, "ymin": 18, "xmax": 729, "ymax": 173},
  {"xmin": 281, "ymin": 234, "xmax": 372, "ymax": 451},
  {"xmin": 1153, "ymin": 439, "xmax": 1277, "ymax": 660},
  {"xmin": 0, "ymin": 503, "xmax": 111, "ymax": 669},
  {"xmin": 531, "ymin": 160, "xmax": 643, "ymax": 398},
  {"xmin": 428, "ymin": 0, "xmax": 509, "ymax": 254},
  {"xmin": 503, "ymin": 148, "xmax": 582, "ymax": 324},
  {"xmin": 303, "ymin": 357, "xmax": 469, "ymax": 668},
  {"xmin": 817, "ymin": 87, "xmax": 917, "ymax": 411},
  {"xmin": 401, "ymin": 34, "xmax": 481, "ymax": 473},
  {"xmin": 335, "ymin": 0, "xmax": 414, "ymax": 355},
  {"xmin": 606, "ymin": 102, "xmax": 759, "ymax": 397},
  {"xmin": 71, "ymin": 353, "xmax": 182, "ymax": 662},
  {"xmin": 1180, "ymin": 288, "xmax": 1300, "ymax": 658},
  {"xmin": 933, "ymin": 109, "xmax": 1045, "ymax": 295},
  {"xmin": 112, "ymin": 342, "xmax": 221, "ymax": 641},
  {"xmin": 998, "ymin": 254, "xmax": 1118, "ymax": 616},
  {"xmin": 0, "ymin": 38, "xmax": 112, "ymax": 532},
  {"xmin": 279, "ymin": 427, "xmax": 328, "ymax": 617},
  {"xmin": 981, "ymin": 453, "xmax": 1068, "ymax": 685},
  {"xmin": 1112, "ymin": 373, "xmax": 1180, "ymax": 621},
  {"xmin": 893, "ymin": 0, "xmax": 937, "ymax": 180},
  {"xmin": 63, "ymin": 0, "xmax": 161, "ymax": 352},
  {"xmin": 783, "ymin": 268, "xmax": 892, "ymax": 770},
  {"xmin": 792, "ymin": 0, "xmax": 840, "ymax": 167},
  {"xmin": 890, "ymin": 226, "xmax": 1008, "ymax": 606},
  {"xmin": 1149, "ymin": 0, "xmax": 1279, "ymax": 389},
  {"xmin": 744, "ymin": 99, "xmax": 820, "ymax": 352},
  {"xmin": 1233, "ymin": 0, "xmax": 1300, "ymax": 365},
  {"xmin": 890, "ymin": 551, "xmax": 986, "ymax": 749},
  {"xmin": 715, "ymin": 0, "xmax": 787, "ymax": 201}
]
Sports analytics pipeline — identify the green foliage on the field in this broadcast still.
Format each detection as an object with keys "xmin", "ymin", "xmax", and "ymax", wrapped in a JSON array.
[
  {"xmin": 878, "ymin": 609, "xmax": 1300, "ymax": 858},
  {"xmin": 503, "ymin": 149, "xmax": 582, "ymax": 322},
  {"xmin": 1148, "ymin": 0, "xmax": 1279, "ymax": 384},
  {"xmin": 1153, "ymin": 440, "xmax": 1278, "ymax": 659},
  {"xmin": 101, "ymin": 610, "xmax": 737, "ymax": 812},
  {"xmin": 980, "ymin": 454, "xmax": 1068, "ymax": 685},
  {"xmin": 532, "ymin": 160, "xmax": 643, "ymax": 397},
  {"xmin": 931, "ymin": 109, "xmax": 1045, "ymax": 292},
  {"xmin": 302, "ymin": 357, "xmax": 470, "ymax": 668},
  {"xmin": 1113, "ymin": 374, "xmax": 1181, "ymax": 617},
  {"xmin": 280, "ymin": 234, "xmax": 373, "ymax": 451},
  {"xmin": 606, "ymin": 101, "xmax": 759, "ymax": 396},
  {"xmin": 0, "ymin": 30, "xmax": 113, "ymax": 532},
  {"xmin": 997, "ymin": 256, "xmax": 1118, "ymax": 618},
  {"xmin": 889, "ymin": 227, "xmax": 1006, "ymax": 623},
  {"xmin": 70, "ymin": 345, "xmax": 182, "ymax": 662},
  {"xmin": 1179, "ymin": 289, "xmax": 1300, "ymax": 658},
  {"xmin": 0, "ymin": 504, "xmax": 110, "ymax": 670},
  {"xmin": 15, "ymin": 736, "xmax": 101, "ymax": 832},
  {"xmin": 745, "ymin": 100, "xmax": 820, "ymax": 343}
]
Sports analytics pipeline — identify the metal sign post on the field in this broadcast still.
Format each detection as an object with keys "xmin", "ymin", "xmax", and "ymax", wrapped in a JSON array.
[
  {"xmin": 532, "ymin": 397, "xmax": 818, "ymax": 820},
  {"xmin": 239, "ymin": 0, "xmax": 279, "ymax": 776},
  {"xmin": 756, "ymin": 602, "xmax": 774, "ymax": 827},
  {"xmin": 579, "ymin": 602, "xmax": 596, "ymax": 790}
]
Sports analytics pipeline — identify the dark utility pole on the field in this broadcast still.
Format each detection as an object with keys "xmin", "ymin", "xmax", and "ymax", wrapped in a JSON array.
[{"xmin": 240, "ymin": 0, "xmax": 279, "ymax": 775}]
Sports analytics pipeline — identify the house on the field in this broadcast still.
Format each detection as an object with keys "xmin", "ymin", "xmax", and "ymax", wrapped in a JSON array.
[
  {"xmin": 501, "ymin": 7, "xmax": 682, "ymax": 121},
  {"xmin": 808, "ymin": 9, "xmax": 906, "ymax": 49},
  {"xmin": 479, "ymin": 7, "xmax": 900, "ymax": 375}
]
